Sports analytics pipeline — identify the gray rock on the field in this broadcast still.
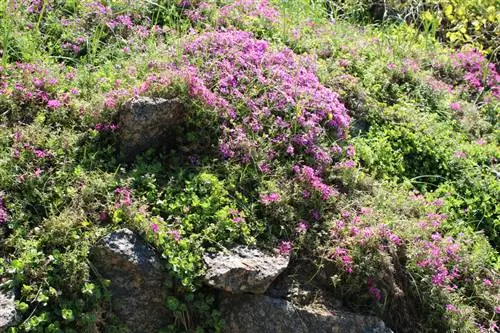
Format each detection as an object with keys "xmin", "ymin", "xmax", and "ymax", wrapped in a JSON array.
[
  {"xmin": 118, "ymin": 96, "xmax": 185, "ymax": 161},
  {"xmin": 91, "ymin": 228, "xmax": 170, "ymax": 333},
  {"xmin": 203, "ymin": 246, "xmax": 289, "ymax": 294},
  {"xmin": 220, "ymin": 294, "xmax": 393, "ymax": 333},
  {"xmin": 0, "ymin": 288, "xmax": 19, "ymax": 332}
]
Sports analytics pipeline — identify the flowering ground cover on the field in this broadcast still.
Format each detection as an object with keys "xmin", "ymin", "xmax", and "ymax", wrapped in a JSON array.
[{"xmin": 0, "ymin": 0, "xmax": 498, "ymax": 332}]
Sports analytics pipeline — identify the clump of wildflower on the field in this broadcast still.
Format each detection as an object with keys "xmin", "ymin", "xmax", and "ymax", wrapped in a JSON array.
[
  {"xmin": 218, "ymin": 0, "xmax": 279, "ymax": 26},
  {"xmin": 183, "ymin": 30, "xmax": 349, "ymax": 204},
  {"xmin": 452, "ymin": 50, "xmax": 499, "ymax": 99}
]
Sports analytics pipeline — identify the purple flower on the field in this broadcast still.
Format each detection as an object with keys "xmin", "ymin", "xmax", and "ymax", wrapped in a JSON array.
[
  {"xmin": 169, "ymin": 230, "xmax": 182, "ymax": 242},
  {"xmin": 296, "ymin": 221, "xmax": 309, "ymax": 233},
  {"xmin": 482, "ymin": 278, "xmax": 492, "ymax": 286},
  {"xmin": 151, "ymin": 223, "xmax": 159, "ymax": 233},
  {"xmin": 445, "ymin": 304, "xmax": 458, "ymax": 313},
  {"xmin": 115, "ymin": 187, "xmax": 132, "ymax": 207},
  {"xmin": 47, "ymin": 99, "xmax": 61, "ymax": 109},
  {"xmin": 260, "ymin": 192, "xmax": 281, "ymax": 205},
  {"xmin": 279, "ymin": 241, "xmax": 292, "ymax": 255},
  {"xmin": 34, "ymin": 168, "xmax": 43, "ymax": 178},
  {"xmin": 346, "ymin": 145, "xmax": 356, "ymax": 157},
  {"xmin": 449, "ymin": 102, "xmax": 461, "ymax": 111}
]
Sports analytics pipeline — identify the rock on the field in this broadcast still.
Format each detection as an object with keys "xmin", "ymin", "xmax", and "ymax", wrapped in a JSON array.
[
  {"xmin": 0, "ymin": 288, "xmax": 19, "ymax": 332},
  {"xmin": 296, "ymin": 304, "xmax": 393, "ymax": 333},
  {"xmin": 220, "ymin": 294, "xmax": 393, "ymax": 333},
  {"xmin": 118, "ymin": 96, "xmax": 185, "ymax": 161},
  {"xmin": 90, "ymin": 228, "xmax": 170, "ymax": 333},
  {"xmin": 203, "ymin": 246, "xmax": 289, "ymax": 294}
]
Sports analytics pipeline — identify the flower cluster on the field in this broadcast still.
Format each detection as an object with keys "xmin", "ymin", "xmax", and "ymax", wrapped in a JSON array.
[
  {"xmin": 218, "ymin": 0, "xmax": 279, "ymax": 25},
  {"xmin": 182, "ymin": 0, "xmax": 279, "ymax": 27},
  {"xmin": 183, "ymin": 30, "xmax": 350, "ymax": 202},
  {"xmin": 0, "ymin": 63, "xmax": 71, "ymax": 116},
  {"xmin": 452, "ymin": 50, "xmax": 499, "ymax": 99},
  {"xmin": 414, "ymin": 233, "xmax": 462, "ymax": 288},
  {"xmin": 328, "ymin": 207, "xmax": 403, "ymax": 276},
  {"xmin": 114, "ymin": 187, "xmax": 133, "ymax": 208},
  {"xmin": 293, "ymin": 165, "xmax": 338, "ymax": 200}
]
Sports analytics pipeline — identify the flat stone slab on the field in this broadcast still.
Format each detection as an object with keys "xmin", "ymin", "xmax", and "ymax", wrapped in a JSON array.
[
  {"xmin": 220, "ymin": 294, "xmax": 393, "ymax": 333},
  {"xmin": 203, "ymin": 246, "xmax": 289, "ymax": 294}
]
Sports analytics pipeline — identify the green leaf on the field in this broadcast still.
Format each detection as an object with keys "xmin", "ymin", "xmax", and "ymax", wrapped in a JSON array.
[{"xmin": 61, "ymin": 308, "xmax": 75, "ymax": 321}]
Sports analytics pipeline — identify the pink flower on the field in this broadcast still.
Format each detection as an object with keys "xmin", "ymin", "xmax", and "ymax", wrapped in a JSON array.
[
  {"xmin": 279, "ymin": 241, "xmax": 292, "ymax": 255},
  {"xmin": 449, "ymin": 102, "xmax": 461, "ymax": 111},
  {"xmin": 431, "ymin": 199, "xmax": 444, "ymax": 207},
  {"xmin": 34, "ymin": 168, "xmax": 43, "ymax": 178},
  {"xmin": 104, "ymin": 97, "xmax": 116, "ymax": 109},
  {"xmin": 260, "ymin": 192, "xmax": 281, "ymax": 205},
  {"xmin": 115, "ymin": 187, "xmax": 132, "ymax": 207},
  {"xmin": 296, "ymin": 221, "xmax": 309, "ymax": 233},
  {"xmin": 360, "ymin": 207, "xmax": 373, "ymax": 216},
  {"xmin": 346, "ymin": 145, "xmax": 356, "ymax": 157},
  {"xmin": 168, "ymin": 230, "xmax": 181, "ymax": 242},
  {"xmin": 47, "ymin": 100, "xmax": 61, "ymax": 109},
  {"xmin": 368, "ymin": 280, "xmax": 382, "ymax": 301},
  {"xmin": 453, "ymin": 151, "xmax": 466, "ymax": 158},
  {"xmin": 475, "ymin": 138, "xmax": 486, "ymax": 145},
  {"xmin": 151, "ymin": 223, "xmax": 159, "ymax": 233},
  {"xmin": 445, "ymin": 304, "xmax": 458, "ymax": 313},
  {"xmin": 483, "ymin": 278, "xmax": 492, "ymax": 286}
]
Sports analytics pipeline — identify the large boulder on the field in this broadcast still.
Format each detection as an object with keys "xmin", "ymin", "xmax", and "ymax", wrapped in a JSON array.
[
  {"xmin": 203, "ymin": 246, "xmax": 289, "ymax": 294},
  {"xmin": 118, "ymin": 96, "xmax": 185, "ymax": 162},
  {"xmin": 0, "ymin": 288, "xmax": 19, "ymax": 332},
  {"xmin": 220, "ymin": 294, "xmax": 393, "ymax": 333},
  {"xmin": 90, "ymin": 228, "xmax": 170, "ymax": 333}
]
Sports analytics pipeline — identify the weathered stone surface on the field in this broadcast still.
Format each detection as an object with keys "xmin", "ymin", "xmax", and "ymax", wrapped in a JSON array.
[
  {"xmin": 220, "ymin": 294, "xmax": 393, "ymax": 333},
  {"xmin": 0, "ymin": 288, "xmax": 19, "ymax": 332},
  {"xmin": 118, "ymin": 96, "xmax": 185, "ymax": 161},
  {"xmin": 91, "ymin": 228, "xmax": 170, "ymax": 333},
  {"xmin": 203, "ymin": 246, "xmax": 289, "ymax": 294}
]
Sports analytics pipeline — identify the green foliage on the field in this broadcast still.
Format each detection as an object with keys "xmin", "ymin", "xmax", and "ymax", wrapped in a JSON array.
[{"xmin": 323, "ymin": 0, "xmax": 499, "ymax": 61}]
